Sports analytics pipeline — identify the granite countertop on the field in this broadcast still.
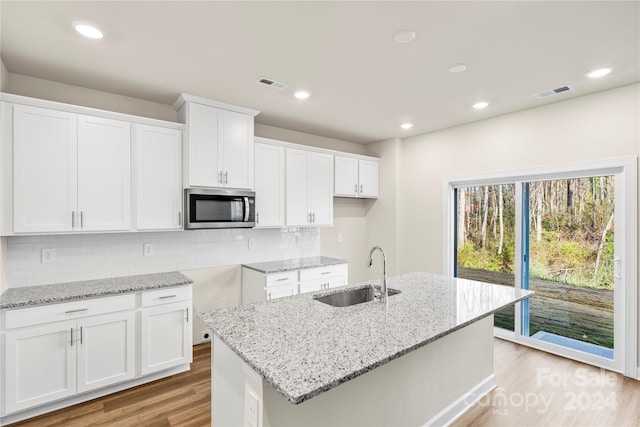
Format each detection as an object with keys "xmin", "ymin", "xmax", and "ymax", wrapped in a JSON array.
[
  {"xmin": 0, "ymin": 271, "xmax": 193, "ymax": 309},
  {"xmin": 199, "ymin": 272, "xmax": 533, "ymax": 405},
  {"xmin": 242, "ymin": 256, "xmax": 347, "ymax": 274}
]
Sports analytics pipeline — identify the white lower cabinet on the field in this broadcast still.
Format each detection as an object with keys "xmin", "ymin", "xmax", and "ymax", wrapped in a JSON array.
[
  {"xmin": 1, "ymin": 285, "xmax": 192, "ymax": 420},
  {"xmin": 3, "ymin": 295, "xmax": 136, "ymax": 414},
  {"xmin": 4, "ymin": 321, "xmax": 77, "ymax": 413},
  {"xmin": 140, "ymin": 299, "xmax": 192, "ymax": 375},
  {"xmin": 242, "ymin": 263, "xmax": 349, "ymax": 305}
]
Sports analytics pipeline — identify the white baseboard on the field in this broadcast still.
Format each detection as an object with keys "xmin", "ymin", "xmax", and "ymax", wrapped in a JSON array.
[{"xmin": 424, "ymin": 374, "xmax": 496, "ymax": 427}]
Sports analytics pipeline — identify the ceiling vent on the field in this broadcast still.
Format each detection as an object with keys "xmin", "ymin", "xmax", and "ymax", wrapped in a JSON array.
[
  {"xmin": 256, "ymin": 76, "xmax": 289, "ymax": 90},
  {"xmin": 535, "ymin": 85, "xmax": 574, "ymax": 98}
]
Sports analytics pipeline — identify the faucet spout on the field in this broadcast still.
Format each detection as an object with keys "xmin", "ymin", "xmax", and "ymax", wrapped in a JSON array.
[{"xmin": 367, "ymin": 246, "xmax": 388, "ymax": 303}]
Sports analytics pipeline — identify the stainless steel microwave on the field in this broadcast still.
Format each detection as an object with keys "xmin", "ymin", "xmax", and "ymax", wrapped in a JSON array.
[{"xmin": 184, "ymin": 188, "xmax": 255, "ymax": 229}]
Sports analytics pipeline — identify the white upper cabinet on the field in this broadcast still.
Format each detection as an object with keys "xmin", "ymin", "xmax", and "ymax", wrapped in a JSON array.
[
  {"xmin": 286, "ymin": 148, "xmax": 333, "ymax": 227},
  {"xmin": 174, "ymin": 94, "xmax": 259, "ymax": 190},
  {"xmin": 254, "ymin": 141, "xmax": 285, "ymax": 227},
  {"xmin": 12, "ymin": 106, "xmax": 132, "ymax": 234},
  {"xmin": 13, "ymin": 105, "xmax": 78, "ymax": 233},
  {"xmin": 2, "ymin": 94, "xmax": 184, "ymax": 236},
  {"xmin": 334, "ymin": 155, "xmax": 379, "ymax": 198},
  {"xmin": 77, "ymin": 115, "xmax": 131, "ymax": 232},
  {"xmin": 134, "ymin": 124, "xmax": 183, "ymax": 231}
]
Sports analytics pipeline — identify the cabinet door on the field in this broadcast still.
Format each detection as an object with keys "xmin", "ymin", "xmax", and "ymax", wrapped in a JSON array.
[
  {"xmin": 299, "ymin": 280, "xmax": 325, "ymax": 294},
  {"xmin": 254, "ymin": 143, "xmax": 284, "ymax": 227},
  {"xmin": 334, "ymin": 156, "xmax": 358, "ymax": 197},
  {"xmin": 77, "ymin": 115, "xmax": 131, "ymax": 231},
  {"xmin": 358, "ymin": 159, "xmax": 379, "ymax": 198},
  {"xmin": 5, "ymin": 321, "xmax": 76, "ymax": 414},
  {"xmin": 285, "ymin": 149, "xmax": 310, "ymax": 226},
  {"xmin": 135, "ymin": 125, "xmax": 183, "ymax": 230},
  {"xmin": 220, "ymin": 111, "xmax": 253, "ymax": 189},
  {"xmin": 265, "ymin": 283, "xmax": 298, "ymax": 300},
  {"xmin": 77, "ymin": 311, "xmax": 136, "ymax": 393},
  {"xmin": 140, "ymin": 301, "xmax": 192, "ymax": 375},
  {"xmin": 187, "ymin": 102, "xmax": 220, "ymax": 187},
  {"xmin": 307, "ymin": 152, "xmax": 333, "ymax": 226},
  {"xmin": 12, "ymin": 105, "xmax": 77, "ymax": 233}
]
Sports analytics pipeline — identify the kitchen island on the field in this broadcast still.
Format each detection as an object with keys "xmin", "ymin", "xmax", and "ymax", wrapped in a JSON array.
[{"xmin": 199, "ymin": 272, "xmax": 532, "ymax": 426}]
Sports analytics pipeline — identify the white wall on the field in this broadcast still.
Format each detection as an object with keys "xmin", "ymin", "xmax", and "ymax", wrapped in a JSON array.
[
  {"xmin": 395, "ymin": 83, "xmax": 639, "ymax": 275},
  {"xmin": 0, "ymin": 60, "xmax": 8, "ymax": 92},
  {"xmin": 5, "ymin": 228, "xmax": 319, "ymax": 288}
]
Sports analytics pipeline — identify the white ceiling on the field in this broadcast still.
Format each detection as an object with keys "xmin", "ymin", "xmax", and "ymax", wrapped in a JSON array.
[{"xmin": 1, "ymin": 1, "xmax": 638, "ymax": 144}]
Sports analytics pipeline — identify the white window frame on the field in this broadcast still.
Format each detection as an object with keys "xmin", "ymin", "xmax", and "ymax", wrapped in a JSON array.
[{"xmin": 443, "ymin": 157, "xmax": 637, "ymax": 378}]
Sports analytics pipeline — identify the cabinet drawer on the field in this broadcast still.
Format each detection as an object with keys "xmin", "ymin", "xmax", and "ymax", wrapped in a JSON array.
[
  {"xmin": 265, "ymin": 283, "xmax": 298, "ymax": 300},
  {"xmin": 4, "ymin": 294, "xmax": 136, "ymax": 330},
  {"xmin": 299, "ymin": 276, "xmax": 347, "ymax": 294},
  {"xmin": 141, "ymin": 285, "xmax": 192, "ymax": 307},
  {"xmin": 299, "ymin": 263, "xmax": 348, "ymax": 281},
  {"xmin": 265, "ymin": 271, "xmax": 298, "ymax": 287}
]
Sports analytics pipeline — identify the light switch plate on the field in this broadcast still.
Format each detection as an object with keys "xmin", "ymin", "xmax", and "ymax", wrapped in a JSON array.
[{"xmin": 143, "ymin": 243, "xmax": 154, "ymax": 256}]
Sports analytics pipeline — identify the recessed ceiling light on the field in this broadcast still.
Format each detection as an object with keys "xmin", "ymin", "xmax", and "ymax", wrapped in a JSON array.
[
  {"xmin": 400, "ymin": 123, "xmax": 413, "ymax": 130},
  {"xmin": 586, "ymin": 68, "xmax": 612, "ymax": 79},
  {"xmin": 72, "ymin": 21, "xmax": 104, "ymax": 39},
  {"xmin": 448, "ymin": 63, "xmax": 468, "ymax": 73},
  {"xmin": 472, "ymin": 101, "xmax": 489, "ymax": 110},
  {"xmin": 294, "ymin": 91, "xmax": 310, "ymax": 100},
  {"xmin": 394, "ymin": 29, "xmax": 416, "ymax": 44}
]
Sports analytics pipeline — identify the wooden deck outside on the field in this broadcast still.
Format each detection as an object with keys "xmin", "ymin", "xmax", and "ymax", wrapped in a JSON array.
[{"xmin": 457, "ymin": 267, "xmax": 614, "ymax": 348}]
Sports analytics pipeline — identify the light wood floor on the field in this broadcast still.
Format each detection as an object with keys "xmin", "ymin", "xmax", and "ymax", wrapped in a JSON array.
[{"xmin": 10, "ymin": 339, "xmax": 640, "ymax": 426}]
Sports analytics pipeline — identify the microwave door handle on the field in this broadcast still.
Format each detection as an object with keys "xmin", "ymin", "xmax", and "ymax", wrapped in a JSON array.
[{"xmin": 244, "ymin": 197, "xmax": 250, "ymax": 222}]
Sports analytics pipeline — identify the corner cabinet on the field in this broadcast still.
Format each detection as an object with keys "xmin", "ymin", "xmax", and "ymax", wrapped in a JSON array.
[
  {"xmin": 174, "ymin": 94, "xmax": 259, "ymax": 190},
  {"xmin": 254, "ymin": 141, "xmax": 285, "ymax": 227},
  {"xmin": 286, "ymin": 148, "xmax": 333, "ymax": 226},
  {"xmin": 134, "ymin": 124, "xmax": 183, "ymax": 231},
  {"xmin": 334, "ymin": 155, "xmax": 379, "ymax": 198},
  {"xmin": 12, "ymin": 105, "xmax": 131, "ymax": 233}
]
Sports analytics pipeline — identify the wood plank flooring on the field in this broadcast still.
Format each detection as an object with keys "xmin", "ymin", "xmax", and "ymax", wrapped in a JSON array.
[
  {"xmin": 10, "ymin": 339, "xmax": 640, "ymax": 426},
  {"xmin": 11, "ymin": 343, "xmax": 211, "ymax": 427}
]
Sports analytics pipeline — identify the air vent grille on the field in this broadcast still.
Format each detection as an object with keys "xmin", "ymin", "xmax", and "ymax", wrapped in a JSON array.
[
  {"xmin": 256, "ymin": 76, "xmax": 289, "ymax": 90},
  {"xmin": 535, "ymin": 85, "xmax": 573, "ymax": 98}
]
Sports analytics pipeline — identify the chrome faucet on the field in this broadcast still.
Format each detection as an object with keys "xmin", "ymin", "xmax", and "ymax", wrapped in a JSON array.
[{"xmin": 368, "ymin": 246, "xmax": 388, "ymax": 303}]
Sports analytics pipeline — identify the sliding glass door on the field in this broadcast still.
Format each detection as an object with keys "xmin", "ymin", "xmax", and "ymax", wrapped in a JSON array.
[
  {"xmin": 447, "ymin": 158, "xmax": 635, "ymax": 374},
  {"xmin": 455, "ymin": 184, "xmax": 516, "ymax": 331},
  {"xmin": 524, "ymin": 177, "xmax": 615, "ymax": 359}
]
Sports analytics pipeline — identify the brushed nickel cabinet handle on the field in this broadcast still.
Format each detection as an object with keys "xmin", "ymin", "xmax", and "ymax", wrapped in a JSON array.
[
  {"xmin": 72, "ymin": 211, "xmax": 76, "ymax": 228},
  {"xmin": 159, "ymin": 295, "xmax": 177, "ymax": 299},
  {"xmin": 354, "ymin": 184, "xmax": 358, "ymax": 194},
  {"xmin": 360, "ymin": 184, "xmax": 363, "ymax": 193},
  {"xmin": 224, "ymin": 172, "xmax": 228, "ymax": 184},
  {"xmin": 80, "ymin": 326, "xmax": 83, "ymax": 344},
  {"xmin": 80, "ymin": 211, "xmax": 84, "ymax": 228},
  {"xmin": 65, "ymin": 308, "xmax": 88, "ymax": 314},
  {"xmin": 70, "ymin": 328, "xmax": 74, "ymax": 346},
  {"xmin": 186, "ymin": 307, "xmax": 189, "ymax": 323},
  {"xmin": 178, "ymin": 211, "xmax": 182, "ymax": 226}
]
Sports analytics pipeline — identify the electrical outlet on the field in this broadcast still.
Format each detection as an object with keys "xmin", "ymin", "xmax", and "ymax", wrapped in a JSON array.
[
  {"xmin": 337, "ymin": 233, "xmax": 343, "ymax": 243},
  {"xmin": 248, "ymin": 238, "xmax": 255, "ymax": 250},
  {"xmin": 143, "ymin": 243, "xmax": 154, "ymax": 256},
  {"xmin": 201, "ymin": 330, "xmax": 212, "ymax": 343},
  {"xmin": 41, "ymin": 248, "xmax": 56, "ymax": 264}
]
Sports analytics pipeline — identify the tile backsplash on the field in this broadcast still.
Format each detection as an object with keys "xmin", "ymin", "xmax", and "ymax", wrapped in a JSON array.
[{"xmin": 5, "ymin": 227, "xmax": 320, "ymax": 288}]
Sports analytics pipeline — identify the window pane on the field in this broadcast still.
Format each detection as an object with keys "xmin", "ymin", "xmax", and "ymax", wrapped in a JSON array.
[
  {"xmin": 455, "ymin": 184, "xmax": 516, "ymax": 331},
  {"xmin": 526, "ymin": 177, "xmax": 614, "ymax": 357}
]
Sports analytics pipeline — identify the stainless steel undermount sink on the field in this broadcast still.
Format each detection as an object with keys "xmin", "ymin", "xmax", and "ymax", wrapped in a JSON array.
[{"xmin": 314, "ymin": 286, "xmax": 401, "ymax": 307}]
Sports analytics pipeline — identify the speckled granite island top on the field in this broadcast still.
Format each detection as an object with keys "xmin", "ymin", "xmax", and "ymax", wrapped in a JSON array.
[
  {"xmin": 0, "ymin": 271, "xmax": 193, "ymax": 309},
  {"xmin": 199, "ymin": 272, "xmax": 533, "ymax": 405},
  {"xmin": 242, "ymin": 256, "xmax": 347, "ymax": 274}
]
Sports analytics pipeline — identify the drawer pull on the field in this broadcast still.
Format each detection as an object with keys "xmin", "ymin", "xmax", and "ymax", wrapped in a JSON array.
[
  {"xmin": 70, "ymin": 328, "xmax": 73, "ymax": 346},
  {"xmin": 321, "ymin": 272, "xmax": 331, "ymax": 275},
  {"xmin": 65, "ymin": 308, "xmax": 88, "ymax": 314},
  {"xmin": 276, "ymin": 278, "xmax": 289, "ymax": 282},
  {"xmin": 80, "ymin": 326, "xmax": 83, "ymax": 344},
  {"xmin": 159, "ymin": 295, "xmax": 177, "ymax": 299}
]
